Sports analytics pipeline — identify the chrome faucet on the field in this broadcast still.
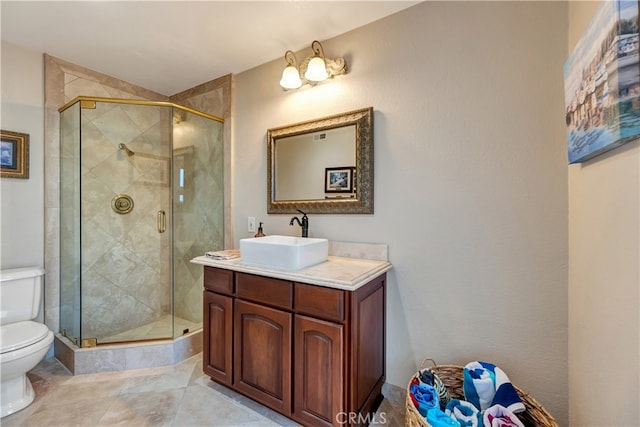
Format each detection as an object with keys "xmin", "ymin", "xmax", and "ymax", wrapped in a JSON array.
[{"xmin": 289, "ymin": 209, "xmax": 309, "ymax": 237}]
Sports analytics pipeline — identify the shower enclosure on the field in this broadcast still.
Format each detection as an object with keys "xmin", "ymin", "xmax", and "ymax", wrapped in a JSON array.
[{"xmin": 59, "ymin": 97, "xmax": 224, "ymax": 347}]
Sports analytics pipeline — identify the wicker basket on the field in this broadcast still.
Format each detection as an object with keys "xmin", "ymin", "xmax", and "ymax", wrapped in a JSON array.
[{"xmin": 405, "ymin": 359, "xmax": 558, "ymax": 427}]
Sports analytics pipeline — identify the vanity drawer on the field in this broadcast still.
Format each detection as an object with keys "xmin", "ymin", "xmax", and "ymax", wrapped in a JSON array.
[
  {"xmin": 204, "ymin": 267, "xmax": 234, "ymax": 295},
  {"xmin": 236, "ymin": 273, "xmax": 293, "ymax": 310},
  {"xmin": 295, "ymin": 283, "xmax": 345, "ymax": 323}
]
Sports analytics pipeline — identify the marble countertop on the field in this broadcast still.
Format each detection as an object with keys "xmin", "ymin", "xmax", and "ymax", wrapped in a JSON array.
[{"xmin": 190, "ymin": 255, "xmax": 392, "ymax": 291}]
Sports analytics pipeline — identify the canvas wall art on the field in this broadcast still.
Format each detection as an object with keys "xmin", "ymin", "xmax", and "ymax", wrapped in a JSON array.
[{"xmin": 564, "ymin": 0, "xmax": 640, "ymax": 164}]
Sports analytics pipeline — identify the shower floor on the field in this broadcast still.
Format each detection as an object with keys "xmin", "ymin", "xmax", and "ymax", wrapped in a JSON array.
[{"xmin": 99, "ymin": 315, "xmax": 202, "ymax": 344}]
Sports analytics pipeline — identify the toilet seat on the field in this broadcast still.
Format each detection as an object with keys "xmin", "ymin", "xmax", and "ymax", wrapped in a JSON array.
[{"xmin": 1, "ymin": 321, "xmax": 49, "ymax": 354}]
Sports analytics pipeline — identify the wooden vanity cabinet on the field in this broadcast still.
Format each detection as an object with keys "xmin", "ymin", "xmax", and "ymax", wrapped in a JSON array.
[
  {"xmin": 203, "ymin": 285, "xmax": 233, "ymax": 386},
  {"xmin": 202, "ymin": 266, "xmax": 386, "ymax": 427}
]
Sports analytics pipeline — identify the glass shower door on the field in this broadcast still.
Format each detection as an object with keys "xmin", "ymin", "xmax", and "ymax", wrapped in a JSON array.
[{"xmin": 78, "ymin": 100, "xmax": 173, "ymax": 345}]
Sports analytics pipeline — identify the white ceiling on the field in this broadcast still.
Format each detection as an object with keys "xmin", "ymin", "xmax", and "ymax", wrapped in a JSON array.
[{"xmin": 1, "ymin": 1, "xmax": 418, "ymax": 95}]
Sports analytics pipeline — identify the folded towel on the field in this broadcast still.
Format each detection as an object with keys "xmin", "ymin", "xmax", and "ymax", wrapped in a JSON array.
[
  {"xmin": 483, "ymin": 405, "xmax": 524, "ymax": 427},
  {"xmin": 427, "ymin": 408, "xmax": 461, "ymax": 427},
  {"xmin": 410, "ymin": 382, "xmax": 440, "ymax": 417},
  {"xmin": 205, "ymin": 250, "xmax": 240, "ymax": 260},
  {"xmin": 490, "ymin": 364, "xmax": 525, "ymax": 414},
  {"xmin": 418, "ymin": 369, "xmax": 451, "ymax": 410},
  {"xmin": 419, "ymin": 369, "xmax": 435, "ymax": 385},
  {"xmin": 463, "ymin": 361, "xmax": 524, "ymax": 413},
  {"xmin": 445, "ymin": 399, "xmax": 482, "ymax": 427}
]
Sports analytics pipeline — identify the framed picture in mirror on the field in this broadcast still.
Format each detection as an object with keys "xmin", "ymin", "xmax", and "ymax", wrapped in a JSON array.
[{"xmin": 325, "ymin": 167, "xmax": 353, "ymax": 193}]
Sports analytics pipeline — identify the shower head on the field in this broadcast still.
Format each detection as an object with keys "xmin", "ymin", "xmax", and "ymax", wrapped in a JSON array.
[{"xmin": 118, "ymin": 143, "xmax": 135, "ymax": 157}]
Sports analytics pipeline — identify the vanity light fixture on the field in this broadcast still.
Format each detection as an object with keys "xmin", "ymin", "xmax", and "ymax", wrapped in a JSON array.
[{"xmin": 279, "ymin": 40, "xmax": 347, "ymax": 90}]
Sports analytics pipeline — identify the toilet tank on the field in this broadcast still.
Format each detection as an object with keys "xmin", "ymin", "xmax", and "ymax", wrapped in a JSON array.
[{"xmin": 0, "ymin": 267, "xmax": 45, "ymax": 325}]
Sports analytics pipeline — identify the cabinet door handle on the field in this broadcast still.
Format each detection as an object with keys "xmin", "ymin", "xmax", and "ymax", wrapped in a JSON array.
[{"xmin": 157, "ymin": 210, "xmax": 166, "ymax": 233}]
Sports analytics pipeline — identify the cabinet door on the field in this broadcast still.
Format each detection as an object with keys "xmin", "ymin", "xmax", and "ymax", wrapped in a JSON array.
[
  {"xmin": 349, "ymin": 275, "xmax": 386, "ymax": 418},
  {"xmin": 234, "ymin": 300, "xmax": 292, "ymax": 415},
  {"xmin": 203, "ymin": 291, "xmax": 233, "ymax": 386},
  {"xmin": 294, "ymin": 315, "xmax": 344, "ymax": 427}
]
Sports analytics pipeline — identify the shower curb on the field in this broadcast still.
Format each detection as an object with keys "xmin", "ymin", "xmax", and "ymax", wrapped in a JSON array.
[{"xmin": 53, "ymin": 330, "xmax": 202, "ymax": 375}]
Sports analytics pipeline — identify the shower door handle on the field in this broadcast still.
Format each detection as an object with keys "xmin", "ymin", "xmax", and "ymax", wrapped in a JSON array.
[{"xmin": 157, "ymin": 210, "xmax": 166, "ymax": 233}]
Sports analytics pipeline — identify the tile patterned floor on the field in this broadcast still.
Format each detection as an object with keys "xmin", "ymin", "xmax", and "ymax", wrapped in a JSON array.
[{"xmin": 2, "ymin": 354, "xmax": 407, "ymax": 426}]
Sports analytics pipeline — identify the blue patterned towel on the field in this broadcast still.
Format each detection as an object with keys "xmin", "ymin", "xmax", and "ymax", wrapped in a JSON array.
[
  {"xmin": 410, "ymin": 383, "xmax": 439, "ymax": 417},
  {"xmin": 445, "ymin": 399, "xmax": 482, "ymax": 427},
  {"xmin": 463, "ymin": 361, "xmax": 525, "ymax": 413},
  {"xmin": 483, "ymin": 404, "xmax": 525, "ymax": 427},
  {"xmin": 427, "ymin": 408, "xmax": 461, "ymax": 427}
]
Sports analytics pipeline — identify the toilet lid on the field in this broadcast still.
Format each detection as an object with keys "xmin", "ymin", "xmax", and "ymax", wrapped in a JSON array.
[{"xmin": 1, "ymin": 321, "xmax": 50, "ymax": 353}]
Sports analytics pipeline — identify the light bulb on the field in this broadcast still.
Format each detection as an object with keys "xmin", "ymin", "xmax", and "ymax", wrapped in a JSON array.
[
  {"xmin": 304, "ymin": 57, "xmax": 328, "ymax": 82},
  {"xmin": 280, "ymin": 65, "xmax": 302, "ymax": 89}
]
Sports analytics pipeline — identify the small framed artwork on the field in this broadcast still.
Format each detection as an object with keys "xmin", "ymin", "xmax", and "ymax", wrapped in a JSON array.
[
  {"xmin": 325, "ymin": 167, "xmax": 353, "ymax": 193},
  {"xmin": 1, "ymin": 130, "xmax": 29, "ymax": 179}
]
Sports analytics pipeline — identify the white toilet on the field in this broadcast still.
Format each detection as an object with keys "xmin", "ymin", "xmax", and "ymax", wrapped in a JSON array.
[{"xmin": 0, "ymin": 267, "xmax": 54, "ymax": 417}]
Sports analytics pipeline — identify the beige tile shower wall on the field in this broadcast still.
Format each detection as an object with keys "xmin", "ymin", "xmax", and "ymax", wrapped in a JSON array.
[
  {"xmin": 44, "ymin": 55, "xmax": 169, "ymax": 333},
  {"xmin": 170, "ymin": 75, "xmax": 232, "ymax": 251},
  {"xmin": 172, "ymin": 112, "xmax": 225, "ymax": 323},
  {"xmin": 170, "ymin": 76, "xmax": 232, "ymax": 325}
]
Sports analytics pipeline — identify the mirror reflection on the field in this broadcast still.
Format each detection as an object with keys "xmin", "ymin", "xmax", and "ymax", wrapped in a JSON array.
[
  {"xmin": 267, "ymin": 107, "xmax": 373, "ymax": 214},
  {"xmin": 275, "ymin": 125, "xmax": 356, "ymax": 201}
]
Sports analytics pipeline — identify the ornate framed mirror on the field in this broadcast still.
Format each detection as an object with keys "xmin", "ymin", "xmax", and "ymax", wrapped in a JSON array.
[{"xmin": 267, "ymin": 107, "xmax": 373, "ymax": 214}]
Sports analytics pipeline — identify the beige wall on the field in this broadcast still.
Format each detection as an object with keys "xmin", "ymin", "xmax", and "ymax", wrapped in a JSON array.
[
  {"xmin": 0, "ymin": 42, "xmax": 45, "ymax": 326},
  {"xmin": 233, "ymin": 1, "xmax": 569, "ymax": 423},
  {"xmin": 0, "ymin": 42, "xmax": 44, "ymax": 270},
  {"xmin": 567, "ymin": 2, "xmax": 640, "ymax": 426}
]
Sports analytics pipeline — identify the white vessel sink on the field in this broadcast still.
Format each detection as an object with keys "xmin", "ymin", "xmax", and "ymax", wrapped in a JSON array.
[{"xmin": 239, "ymin": 235, "xmax": 328, "ymax": 270}]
